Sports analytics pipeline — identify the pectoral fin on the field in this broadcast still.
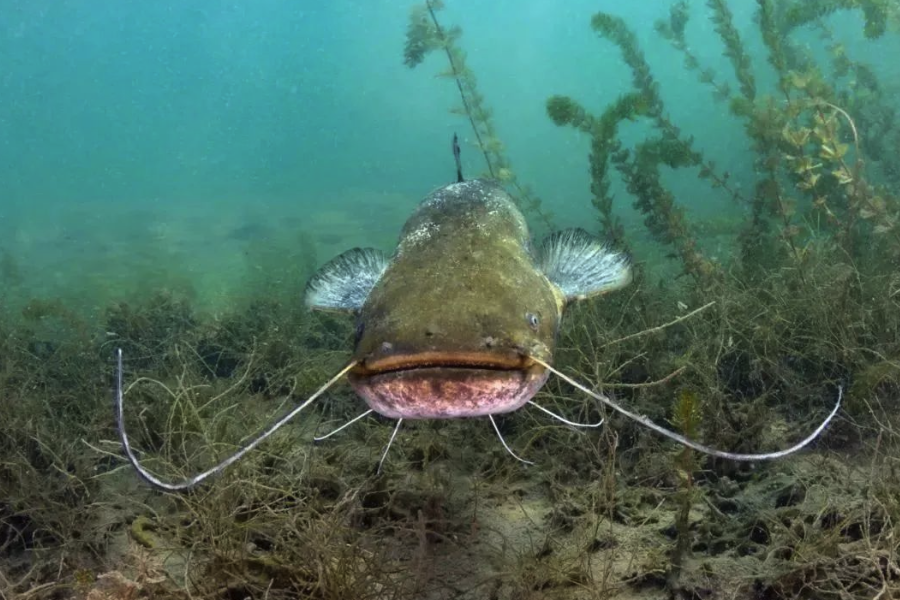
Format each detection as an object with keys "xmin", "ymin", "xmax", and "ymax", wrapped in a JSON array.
[
  {"xmin": 538, "ymin": 228, "xmax": 631, "ymax": 302},
  {"xmin": 305, "ymin": 248, "xmax": 389, "ymax": 311}
]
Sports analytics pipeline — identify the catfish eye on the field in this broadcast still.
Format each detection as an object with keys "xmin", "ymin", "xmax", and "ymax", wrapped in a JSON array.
[
  {"xmin": 526, "ymin": 312, "xmax": 540, "ymax": 331},
  {"xmin": 354, "ymin": 321, "xmax": 365, "ymax": 344}
]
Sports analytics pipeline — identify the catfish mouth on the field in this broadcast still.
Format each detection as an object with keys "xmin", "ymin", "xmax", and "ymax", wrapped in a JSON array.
[
  {"xmin": 352, "ymin": 350, "xmax": 531, "ymax": 376},
  {"xmin": 348, "ymin": 351, "xmax": 548, "ymax": 420}
]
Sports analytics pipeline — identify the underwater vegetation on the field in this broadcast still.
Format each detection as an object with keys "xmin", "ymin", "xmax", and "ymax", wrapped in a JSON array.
[
  {"xmin": 3, "ymin": 0, "xmax": 900, "ymax": 598},
  {"xmin": 403, "ymin": 0, "xmax": 555, "ymax": 232}
]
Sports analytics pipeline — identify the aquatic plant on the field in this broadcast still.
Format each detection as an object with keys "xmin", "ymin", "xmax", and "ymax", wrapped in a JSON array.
[
  {"xmin": 533, "ymin": 4, "xmax": 900, "ymax": 594},
  {"xmin": 548, "ymin": 11, "xmax": 742, "ymax": 285},
  {"xmin": 707, "ymin": 0, "xmax": 756, "ymax": 102},
  {"xmin": 4, "ymin": 248, "xmax": 900, "ymax": 598},
  {"xmin": 667, "ymin": 388, "xmax": 702, "ymax": 588},
  {"xmin": 655, "ymin": 2, "xmax": 732, "ymax": 103},
  {"xmin": 403, "ymin": 0, "xmax": 555, "ymax": 230},
  {"xmin": 555, "ymin": 1, "xmax": 900, "ymax": 289},
  {"xmin": 779, "ymin": 0, "xmax": 892, "ymax": 39},
  {"xmin": 0, "ymin": 289, "xmax": 458, "ymax": 598},
  {"xmin": 815, "ymin": 20, "xmax": 900, "ymax": 192},
  {"xmin": 545, "ymin": 92, "xmax": 646, "ymax": 248}
]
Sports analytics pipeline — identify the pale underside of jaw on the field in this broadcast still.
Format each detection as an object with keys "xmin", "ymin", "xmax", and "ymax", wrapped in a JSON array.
[{"xmin": 349, "ymin": 365, "xmax": 550, "ymax": 419}]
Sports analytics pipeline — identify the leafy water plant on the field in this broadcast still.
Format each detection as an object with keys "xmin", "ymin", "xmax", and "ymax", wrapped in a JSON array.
[
  {"xmin": 545, "ymin": 92, "xmax": 647, "ymax": 249},
  {"xmin": 667, "ymin": 388, "xmax": 702, "ymax": 588},
  {"xmin": 403, "ymin": 0, "xmax": 554, "ymax": 230},
  {"xmin": 547, "ymin": 11, "xmax": 752, "ymax": 285},
  {"xmin": 655, "ymin": 2, "xmax": 732, "ymax": 103},
  {"xmin": 535, "ymin": 1, "xmax": 900, "ymax": 596}
]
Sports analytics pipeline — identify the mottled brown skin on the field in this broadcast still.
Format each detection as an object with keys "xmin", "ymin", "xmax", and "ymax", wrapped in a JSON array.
[{"xmin": 348, "ymin": 179, "xmax": 565, "ymax": 419}]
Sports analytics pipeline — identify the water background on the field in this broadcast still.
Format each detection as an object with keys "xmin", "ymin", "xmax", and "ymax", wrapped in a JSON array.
[{"xmin": 1, "ymin": 0, "xmax": 898, "ymax": 316}]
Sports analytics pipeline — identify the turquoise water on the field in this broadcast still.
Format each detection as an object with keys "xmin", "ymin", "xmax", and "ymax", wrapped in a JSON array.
[{"xmin": 0, "ymin": 1, "xmax": 898, "ymax": 313}]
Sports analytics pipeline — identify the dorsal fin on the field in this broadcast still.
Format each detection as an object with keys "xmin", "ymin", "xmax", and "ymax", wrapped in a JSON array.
[
  {"xmin": 305, "ymin": 248, "xmax": 389, "ymax": 312},
  {"xmin": 452, "ymin": 133, "xmax": 463, "ymax": 183}
]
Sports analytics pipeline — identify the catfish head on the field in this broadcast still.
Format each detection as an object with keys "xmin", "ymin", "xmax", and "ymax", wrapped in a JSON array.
[{"xmin": 305, "ymin": 179, "xmax": 631, "ymax": 419}]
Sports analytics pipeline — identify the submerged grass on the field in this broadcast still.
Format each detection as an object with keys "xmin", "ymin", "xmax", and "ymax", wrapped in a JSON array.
[{"xmin": 2, "ymin": 262, "xmax": 900, "ymax": 599}]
